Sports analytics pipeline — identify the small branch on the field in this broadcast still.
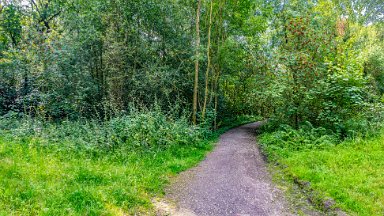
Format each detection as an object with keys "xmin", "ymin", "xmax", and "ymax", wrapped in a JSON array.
[
  {"xmin": 30, "ymin": 0, "xmax": 41, "ymax": 14},
  {"xmin": 47, "ymin": 10, "xmax": 61, "ymax": 22}
]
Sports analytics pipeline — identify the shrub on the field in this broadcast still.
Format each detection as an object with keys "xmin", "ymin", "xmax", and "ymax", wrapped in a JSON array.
[
  {"xmin": 260, "ymin": 122, "xmax": 338, "ymax": 156},
  {"xmin": 0, "ymin": 110, "xmax": 209, "ymax": 154}
]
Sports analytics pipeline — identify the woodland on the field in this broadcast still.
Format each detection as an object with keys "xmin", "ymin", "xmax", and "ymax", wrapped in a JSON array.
[{"xmin": 0, "ymin": 0, "xmax": 383, "ymax": 215}]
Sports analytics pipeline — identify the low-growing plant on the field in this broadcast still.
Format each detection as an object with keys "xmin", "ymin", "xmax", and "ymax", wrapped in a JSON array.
[
  {"xmin": 259, "ymin": 122, "xmax": 338, "ymax": 158},
  {"xmin": 0, "ymin": 109, "xmax": 210, "ymax": 154}
]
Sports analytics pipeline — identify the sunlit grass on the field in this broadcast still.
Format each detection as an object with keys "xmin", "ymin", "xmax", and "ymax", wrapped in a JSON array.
[
  {"xmin": 0, "ymin": 138, "xmax": 213, "ymax": 215},
  {"xmin": 0, "ymin": 115, "xmax": 260, "ymax": 215},
  {"xmin": 261, "ymin": 131, "xmax": 384, "ymax": 215}
]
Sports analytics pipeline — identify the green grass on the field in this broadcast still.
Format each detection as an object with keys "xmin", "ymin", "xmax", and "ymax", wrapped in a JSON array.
[
  {"xmin": 261, "ymin": 131, "xmax": 384, "ymax": 215},
  {"xmin": 0, "ymin": 114, "xmax": 260, "ymax": 215},
  {"xmin": 0, "ymin": 137, "xmax": 214, "ymax": 215}
]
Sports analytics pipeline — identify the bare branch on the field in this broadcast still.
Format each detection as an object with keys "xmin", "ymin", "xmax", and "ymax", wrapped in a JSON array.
[
  {"xmin": 30, "ymin": 0, "xmax": 40, "ymax": 13},
  {"xmin": 47, "ymin": 9, "xmax": 61, "ymax": 22}
]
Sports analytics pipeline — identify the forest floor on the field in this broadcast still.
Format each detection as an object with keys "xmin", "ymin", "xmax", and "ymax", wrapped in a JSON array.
[{"xmin": 157, "ymin": 122, "xmax": 320, "ymax": 216}]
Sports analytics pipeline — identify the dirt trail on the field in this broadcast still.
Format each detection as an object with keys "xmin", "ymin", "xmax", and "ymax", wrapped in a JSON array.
[{"xmin": 162, "ymin": 122, "xmax": 295, "ymax": 216}]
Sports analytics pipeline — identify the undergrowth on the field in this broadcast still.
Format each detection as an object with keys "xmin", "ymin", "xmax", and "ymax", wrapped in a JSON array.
[
  {"xmin": 0, "ymin": 110, "xmax": 209, "ymax": 153},
  {"xmin": 0, "ymin": 110, "xmax": 260, "ymax": 215}
]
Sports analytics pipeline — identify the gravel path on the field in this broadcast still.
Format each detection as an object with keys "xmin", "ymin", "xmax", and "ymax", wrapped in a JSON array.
[{"xmin": 164, "ymin": 122, "xmax": 294, "ymax": 216}]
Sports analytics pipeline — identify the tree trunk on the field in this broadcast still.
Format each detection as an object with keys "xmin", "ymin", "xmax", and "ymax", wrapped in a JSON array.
[
  {"xmin": 192, "ymin": 0, "xmax": 202, "ymax": 125},
  {"xmin": 202, "ymin": 0, "xmax": 214, "ymax": 121},
  {"xmin": 214, "ymin": 0, "xmax": 225, "ymax": 130}
]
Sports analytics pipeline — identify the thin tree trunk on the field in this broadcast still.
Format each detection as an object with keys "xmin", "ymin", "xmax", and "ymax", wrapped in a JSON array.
[
  {"xmin": 214, "ymin": 0, "xmax": 225, "ymax": 130},
  {"xmin": 202, "ymin": 0, "xmax": 214, "ymax": 120},
  {"xmin": 213, "ymin": 66, "xmax": 221, "ymax": 129},
  {"xmin": 193, "ymin": 0, "xmax": 202, "ymax": 125}
]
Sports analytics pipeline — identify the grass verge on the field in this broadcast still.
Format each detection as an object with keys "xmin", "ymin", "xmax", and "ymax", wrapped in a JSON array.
[
  {"xmin": 260, "ymin": 129, "xmax": 384, "ymax": 215},
  {"xmin": 0, "ymin": 137, "xmax": 213, "ymax": 215}
]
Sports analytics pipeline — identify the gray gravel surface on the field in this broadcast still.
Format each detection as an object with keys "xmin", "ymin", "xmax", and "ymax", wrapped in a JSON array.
[{"xmin": 165, "ymin": 122, "xmax": 295, "ymax": 216}]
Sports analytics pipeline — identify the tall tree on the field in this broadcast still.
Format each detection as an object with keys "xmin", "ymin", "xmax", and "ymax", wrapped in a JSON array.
[
  {"xmin": 193, "ymin": 0, "xmax": 202, "ymax": 125},
  {"xmin": 202, "ymin": 0, "xmax": 213, "ymax": 120}
]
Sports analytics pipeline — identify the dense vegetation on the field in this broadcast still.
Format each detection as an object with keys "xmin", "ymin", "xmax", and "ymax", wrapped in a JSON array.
[
  {"xmin": 0, "ymin": 109, "xmax": 259, "ymax": 215},
  {"xmin": 0, "ymin": 0, "xmax": 383, "ymax": 215}
]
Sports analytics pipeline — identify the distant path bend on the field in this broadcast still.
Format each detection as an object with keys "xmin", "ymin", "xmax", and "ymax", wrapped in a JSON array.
[{"xmin": 165, "ymin": 122, "xmax": 294, "ymax": 216}]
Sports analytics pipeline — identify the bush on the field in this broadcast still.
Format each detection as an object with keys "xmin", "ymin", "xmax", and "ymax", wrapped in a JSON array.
[
  {"xmin": 260, "ymin": 122, "xmax": 338, "ymax": 156},
  {"xmin": 260, "ymin": 114, "xmax": 384, "ymax": 159},
  {"xmin": 0, "ymin": 110, "xmax": 210, "ymax": 153}
]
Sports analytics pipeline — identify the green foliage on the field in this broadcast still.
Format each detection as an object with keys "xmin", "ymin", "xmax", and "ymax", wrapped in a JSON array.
[
  {"xmin": 0, "ymin": 0, "xmax": 382, "ymax": 127},
  {"xmin": 263, "ymin": 4, "xmax": 384, "ymax": 136},
  {"xmin": 365, "ymin": 46, "xmax": 384, "ymax": 95},
  {"xmin": 0, "ymin": 109, "xmax": 208, "ymax": 153},
  {"xmin": 260, "ymin": 123, "xmax": 338, "ymax": 158},
  {"xmin": 0, "ymin": 108, "xmax": 258, "ymax": 215},
  {"xmin": 0, "ymin": 0, "xmax": 383, "ymax": 213},
  {"xmin": 0, "ymin": 108, "xmax": 221, "ymax": 214},
  {"xmin": 0, "ymin": 0, "xmax": 197, "ymax": 119},
  {"xmin": 0, "ymin": 4, "xmax": 22, "ymax": 46}
]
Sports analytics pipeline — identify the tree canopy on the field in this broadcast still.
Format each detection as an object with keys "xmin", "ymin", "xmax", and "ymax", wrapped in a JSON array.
[{"xmin": 0, "ymin": 0, "xmax": 383, "ymax": 132}]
